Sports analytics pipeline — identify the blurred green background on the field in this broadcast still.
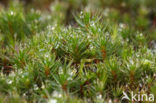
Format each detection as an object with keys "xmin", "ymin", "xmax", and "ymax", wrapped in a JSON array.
[{"xmin": 0, "ymin": 0, "xmax": 156, "ymax": 47}]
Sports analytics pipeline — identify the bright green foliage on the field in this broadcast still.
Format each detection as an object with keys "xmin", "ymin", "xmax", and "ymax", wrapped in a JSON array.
[
  {"xmin": 0, "ymin": 2, "xmax": 47, "ymax": 46},
  {"xmin": 0, "ymin": 1, "xmax": 156, "ymax": 103}
]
